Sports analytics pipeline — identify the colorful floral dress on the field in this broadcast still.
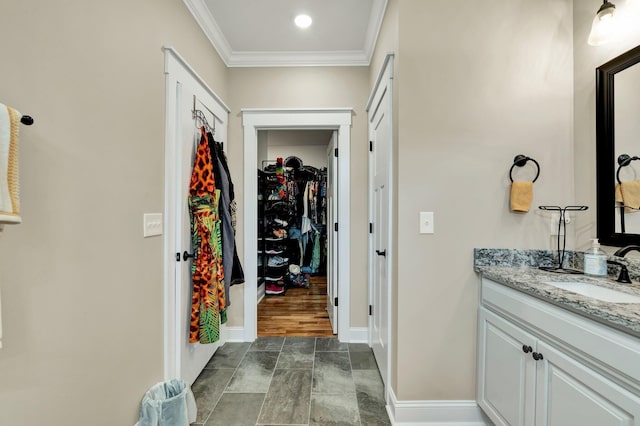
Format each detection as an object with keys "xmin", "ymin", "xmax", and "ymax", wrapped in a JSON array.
[{"xmin": 188, "ymin": 128, "xmax": 227, "ymax": 344}]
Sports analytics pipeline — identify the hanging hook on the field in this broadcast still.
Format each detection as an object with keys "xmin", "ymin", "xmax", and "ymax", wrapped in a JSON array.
[{"xmin": 192, "ymin": 95, "xmax": 215, "ymax": 134}]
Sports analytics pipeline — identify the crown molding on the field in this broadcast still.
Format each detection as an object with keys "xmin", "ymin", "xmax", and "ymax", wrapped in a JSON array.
[
  {"xmin": 182, "ymin": 0, "xmax": 387, "ymax": 67},
  {"xmin": 182, "ymin": 0, "xmax": 232, "ymax": 66},
  {"xmin": 363, "ymin": 0, "xmax": 389, "ymax": 64},
  {"xmin": 228, "ymin": 50, "xmax": 369, "ymax": 67}
]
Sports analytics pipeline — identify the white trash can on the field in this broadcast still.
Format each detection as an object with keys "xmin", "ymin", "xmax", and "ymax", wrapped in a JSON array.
[{"xmin": 136, "ymin": 379, "xmax": 197, "ymax": 426}]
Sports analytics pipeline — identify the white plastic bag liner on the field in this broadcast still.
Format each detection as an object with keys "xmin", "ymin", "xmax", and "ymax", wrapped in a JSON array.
[{"xmin": 136, "ymin": 379, "xmax": 197, "ymax": 426}]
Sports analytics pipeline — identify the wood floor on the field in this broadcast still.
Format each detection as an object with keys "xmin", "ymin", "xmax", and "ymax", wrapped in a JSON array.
[{"xmin": 258, "ymin": 275, "xmax": 335, "ymax": 337}]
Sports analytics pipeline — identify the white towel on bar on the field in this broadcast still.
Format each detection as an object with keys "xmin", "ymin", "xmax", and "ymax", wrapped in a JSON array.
[{"xmin": 0, "ymin": 102, "xmax": 22, "ymax": 230}]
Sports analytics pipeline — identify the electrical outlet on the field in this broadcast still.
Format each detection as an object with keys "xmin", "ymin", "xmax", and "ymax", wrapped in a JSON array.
[{"xmin": 143, "ymin": 213, "xmax": 163, "ymax": 237}]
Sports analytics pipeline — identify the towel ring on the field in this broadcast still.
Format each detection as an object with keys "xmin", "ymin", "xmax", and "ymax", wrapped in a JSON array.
[
  {"xmin": 509, "ymin": 155, "xmax": 540, "ymax": 183},
  {"xmin": 616, "ymin": 154, "xmax": 640, "ymax": 184}
]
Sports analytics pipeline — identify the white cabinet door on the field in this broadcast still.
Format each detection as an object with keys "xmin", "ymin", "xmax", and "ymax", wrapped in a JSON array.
[
  {"xmin": 535, "ymin": 341, "xmax": 640, "ymax": 426},
  {"xmin": 478, "ymin": 307, "xmax": 537, "ymax": 426}
]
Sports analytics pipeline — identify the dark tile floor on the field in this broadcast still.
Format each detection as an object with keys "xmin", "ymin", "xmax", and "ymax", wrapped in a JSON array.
[{"xmin": 191, "ymin": 337, "xmax": 391, "ymax": 426}]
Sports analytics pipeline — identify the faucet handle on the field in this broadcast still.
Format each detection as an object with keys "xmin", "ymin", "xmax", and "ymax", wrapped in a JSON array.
[{"xmin": 607, "ymin": 260, "xmax": 632, "ymax": 283}]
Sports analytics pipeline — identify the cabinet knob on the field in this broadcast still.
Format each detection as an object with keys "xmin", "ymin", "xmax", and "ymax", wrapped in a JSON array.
[
  {"xmin": 532, "ymin": 352, "xmax": 544, "ymax": 361},
  {"xmin": 522, "ymin": 345, "xmax": 532, "ymax": 354}
]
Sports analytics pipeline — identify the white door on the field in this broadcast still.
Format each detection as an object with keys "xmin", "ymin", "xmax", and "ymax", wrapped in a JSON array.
[
  {"xmin": 326, "ymin": 131, "xmax": 338, "ymax": 334},
  {"xmin": 164, "ymin": 48, "xmax": 228, "ymax": 385},
  {"xmin": 535, "ymin": 341, "xmax": 640, "ymax": 426},
  {"xmin": 477, "ymin": 308, "xmax": 537, "ymax": 426},
  {"xmin": 368, "ymin": 55, "xmax": 393, "ymax": 386}
]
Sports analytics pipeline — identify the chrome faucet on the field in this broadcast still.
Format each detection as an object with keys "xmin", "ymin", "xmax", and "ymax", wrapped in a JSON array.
[{"xmin": 613, "ymin": 245, "xmax": 640, "ymax": 257}]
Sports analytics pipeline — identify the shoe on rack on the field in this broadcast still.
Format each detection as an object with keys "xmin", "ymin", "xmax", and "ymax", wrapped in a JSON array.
[
  {"xmin": 268, "ymin": 256, "xmax": 289, "ymax": 267},
  {"xmin": 265, "ymin": 248, "xmax": 284, "ymax": 255},
  {"xmin": 265, "ymin": 284, "xmax": 285, "ymax": 295},
  {"xmin": 265, "ymin": 236, "xmax": 284, "ymax": 242},
  {"xmin": 272, "ymin": 228, "xmax": 287, "ymax": 239},
  {"xmin": 273, "ymin": 218, "xmax": 288, "ymax": 227},
  {"xmin": 265, "ymin": 275, "xmax": 283, "ymax": 282}
]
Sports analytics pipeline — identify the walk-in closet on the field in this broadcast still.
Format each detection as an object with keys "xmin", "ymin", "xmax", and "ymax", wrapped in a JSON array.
[{"xmin": 256, "ymin": 130, "xmax": 335, "ymax": 336}]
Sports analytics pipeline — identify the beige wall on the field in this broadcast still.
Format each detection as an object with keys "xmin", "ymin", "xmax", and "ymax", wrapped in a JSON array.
[
  {"xmin": 0, "ymin": 1, "xmax": 227, "ymax": 425},
  {"xmin": 574, "ymin": 0, "xmax": 640, "ymax": 250},
  {"xmin": 394, "ymin": 0, "xmax": 574, "ymax": 400},
  {"xmin": 225, "ymin": 67, "xmax": 370, "ymax": 328},
  {"xmin": 265, "ymin": 130, "xmax": 332, "ymax": 169}
]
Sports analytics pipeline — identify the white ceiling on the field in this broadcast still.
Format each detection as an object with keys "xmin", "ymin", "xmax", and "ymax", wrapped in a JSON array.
[{"xmin": 182, "ymin": 0, "xmax": 388, "ymax": 67}]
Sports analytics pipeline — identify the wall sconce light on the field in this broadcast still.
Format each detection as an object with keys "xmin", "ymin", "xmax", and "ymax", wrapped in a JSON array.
[{"xmin": 588, "ymin": 0, "xmax": 618, "ymax": 46}]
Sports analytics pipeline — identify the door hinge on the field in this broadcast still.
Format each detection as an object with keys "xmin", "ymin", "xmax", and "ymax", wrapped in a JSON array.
[
  {"xmin": 334, "ymin": 147, "xmax": 338, "ymax": 157},
  {"xmin": 175, "ymin": 252, "xmax": 181, "ymax": 262},
  {"xmin": 369, "ymin": 141, "xmax": 373, "ymax": 152},
  {"xmin": 369, "ymin": 223, "xmax": 373, "ymax": 234},
  {"xmin": 369, "ymin": 305, "xmax": 373, "ymax": 316},
  {"xmin": 334, "ymin": 222, "xmax": 338, "ymax": 232},
  {"xmin": 334, "ymin": 297, "xmax": 339, "ymax": 307}
]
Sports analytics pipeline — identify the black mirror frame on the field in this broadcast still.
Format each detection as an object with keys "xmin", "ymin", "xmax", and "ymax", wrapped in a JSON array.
[{"xmin": 596, "ymin": 44, "xmax": 640, "ymax": 246}]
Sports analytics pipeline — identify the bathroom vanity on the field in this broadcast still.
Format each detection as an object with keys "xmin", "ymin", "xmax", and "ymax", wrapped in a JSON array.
[{"xmin": 476, "ymin": 266, "xmax": 640, "ymax": 425}]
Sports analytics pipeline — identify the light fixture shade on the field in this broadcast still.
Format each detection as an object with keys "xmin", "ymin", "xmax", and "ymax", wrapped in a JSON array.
[{"xmin": 588, "ymin": 1, "xmax": 617, "ymax": 46}]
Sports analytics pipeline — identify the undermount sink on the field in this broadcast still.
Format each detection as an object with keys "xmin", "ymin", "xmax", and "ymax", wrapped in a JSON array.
[{"xmin": 543, "ymin": 281, "xmax": 640, "ymax": 303}]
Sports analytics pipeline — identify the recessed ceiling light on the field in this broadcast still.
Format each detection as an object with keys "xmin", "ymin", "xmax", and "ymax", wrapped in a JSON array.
[{"xmin": 294, "ymin": 14, "xmax": 312, "ymax": 29}]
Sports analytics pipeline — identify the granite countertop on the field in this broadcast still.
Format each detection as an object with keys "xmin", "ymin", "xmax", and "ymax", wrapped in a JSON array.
[{"xmin": 478, "ymin": 265, "xmax": 640, "ymax": 339}]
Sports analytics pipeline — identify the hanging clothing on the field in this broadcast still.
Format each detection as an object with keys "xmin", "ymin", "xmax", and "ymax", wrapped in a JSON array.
[
  {"xmin": 208, "ymin": 134, "xmax": 244, "ymax": 307},
  {"xmin": 188, "ymin": 128, "xmax": 226, "ymax": 344},
  {"xmin": 210, "ymin": 141, "xmax": 244, "ymax": 283},
  {"xmin": 310, "ymin": 228, "xmax": 321, "ymax": 273}
]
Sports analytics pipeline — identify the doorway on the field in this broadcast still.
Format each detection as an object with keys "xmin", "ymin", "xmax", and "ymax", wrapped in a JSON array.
[
  {"xmin": 256, "ymin": 129, "xmax": 335, "ymax": 337},
  {"xmin": 242, "ymin": 109, "xmax": 352, "ymax": 342}
]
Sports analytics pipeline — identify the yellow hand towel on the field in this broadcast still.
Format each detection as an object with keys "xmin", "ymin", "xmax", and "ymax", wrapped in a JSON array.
[
  {"xmin": 620, "ymin": 180, "xmax": 640, "ymax": 213},
  {"xmin": 0, "ymin": 102, "xmax": 21, "ymax": 230},
  {"xmin": 510, "ymin": 181, "xmax": 533, "ymax": 213},
  {"xmin": 615, "ymin": 184, "xmax": 624, "ymax": 203}
]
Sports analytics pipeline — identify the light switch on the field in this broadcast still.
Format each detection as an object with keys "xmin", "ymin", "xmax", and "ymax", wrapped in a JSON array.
[
  {"xmin": 144, "ymin": 213, "xmax": 163, "ymax": 237},
  {"xmin": 420, "ymin": 211, "xmax": 434, "ymax": 234}
]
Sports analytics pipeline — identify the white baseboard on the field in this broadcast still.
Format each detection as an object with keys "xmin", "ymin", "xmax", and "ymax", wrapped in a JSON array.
[
  {"xmin": 348, "ymin": 327, "xmax": 369, "ymax": 343},
  {"xmin": 388, "ymin": 388, "xmax": 490, "ymax": 425},
  {"xmin": 224, "ymin": 326, "xmax": 246, "ymax": 342}
]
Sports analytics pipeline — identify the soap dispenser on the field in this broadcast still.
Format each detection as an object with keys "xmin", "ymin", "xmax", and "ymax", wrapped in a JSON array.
[{"xmin": 584, "ymin": 238, "xmax": 607, "ymax": 277}]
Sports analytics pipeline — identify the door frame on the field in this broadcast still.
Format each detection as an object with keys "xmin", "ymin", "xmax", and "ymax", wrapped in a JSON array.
[
  {"xmin": 242, "ymin": 108, "xmax": 352, "ymax": 341},
  {"xmin": 326, "ymin": 131, "xmax": 338, "ymax": 334},
  {"xmin": 367, "ymin": 53, "xmax": 394, "ymax": 400}
]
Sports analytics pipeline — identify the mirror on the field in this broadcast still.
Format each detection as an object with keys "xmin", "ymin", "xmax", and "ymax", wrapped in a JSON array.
[{"xmin": 596, "ymin": 44, "xmax": 640, "ymax": 246}]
